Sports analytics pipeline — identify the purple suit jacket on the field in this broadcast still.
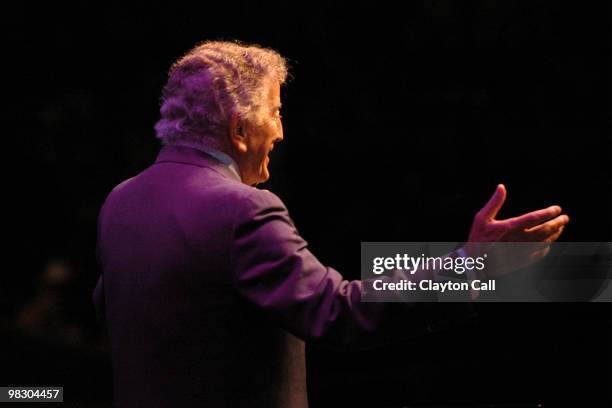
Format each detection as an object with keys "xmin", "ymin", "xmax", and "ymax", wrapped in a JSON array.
[{"xmin": 94, "ymin": 145, "xmax": 474, "ymax": 407}]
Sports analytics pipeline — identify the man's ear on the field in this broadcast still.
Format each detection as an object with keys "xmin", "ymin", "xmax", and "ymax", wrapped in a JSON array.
[{"xmin": 228, "ymin": 112, "xmax": 248, "ymax": 153}]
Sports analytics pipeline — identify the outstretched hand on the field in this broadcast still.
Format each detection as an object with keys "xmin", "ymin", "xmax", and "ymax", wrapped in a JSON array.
[
  {"xmin": 468, "ymin": 184, "xmax": 569, "ymax": 243},
  {"xmin": 464, "ymin": 184, "xmax": 570, "ymax": 277}
]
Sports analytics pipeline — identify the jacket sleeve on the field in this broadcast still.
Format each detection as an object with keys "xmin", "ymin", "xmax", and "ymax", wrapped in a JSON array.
[{"xmin": 229, "ymin": 189, "xmax": 475, "ymax": 349}]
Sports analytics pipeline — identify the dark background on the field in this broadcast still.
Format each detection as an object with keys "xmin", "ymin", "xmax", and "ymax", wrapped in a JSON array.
[{"xmin": 3, "ymin": 1, "xmax": 612, "ymax": 406}]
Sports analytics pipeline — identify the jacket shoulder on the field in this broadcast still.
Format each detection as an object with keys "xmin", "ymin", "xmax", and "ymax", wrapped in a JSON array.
[{"xmin": 237, "ymin": 187, "xmax": 288, "ymax": 214}]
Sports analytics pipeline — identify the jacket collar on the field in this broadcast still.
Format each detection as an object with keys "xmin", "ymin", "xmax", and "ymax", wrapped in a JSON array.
[{"xmin": 154, "ymin": 144, "xmax": 242, "ymax": 183}]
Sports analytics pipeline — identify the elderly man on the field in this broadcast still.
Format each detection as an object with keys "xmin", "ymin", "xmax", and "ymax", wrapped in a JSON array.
[{"xmin": 93, "ymin": 40, "xmax": 569, "ymax": 407}]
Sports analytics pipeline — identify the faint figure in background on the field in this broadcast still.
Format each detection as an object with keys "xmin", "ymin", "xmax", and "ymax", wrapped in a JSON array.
[{"xmin": 17, "ymin": 258, "xmax": 84, "ymax": 345}]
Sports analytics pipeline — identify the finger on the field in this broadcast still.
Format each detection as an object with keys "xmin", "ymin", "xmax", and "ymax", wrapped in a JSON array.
[
  {"xmin": 529, "ymin": 246, "xmax": 551, "ymax": 262},
  {"xmin": 523, "ymin": 214, "xmax": 570, "ymax": 241},
  {"xmin": 544, "ymin": 225, "xmax": 565, "ymax": 243},
  {"xmin": 479, "ymin": 184, "xmax": 507, "ymax": 220},
  {"xmin": 508, "ymin": 205, "xmax": 562, "ymax": 229}
]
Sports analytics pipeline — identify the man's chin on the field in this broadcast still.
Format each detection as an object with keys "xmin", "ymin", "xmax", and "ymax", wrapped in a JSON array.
[{"xmin": 253, "ymin": 166, "xmax": 270, "ymax": 185}]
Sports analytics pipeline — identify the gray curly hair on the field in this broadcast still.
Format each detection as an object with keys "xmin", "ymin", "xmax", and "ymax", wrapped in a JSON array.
[{"xmin": 154, "ymin": 40, "xmax": 289, "ymax": 147}]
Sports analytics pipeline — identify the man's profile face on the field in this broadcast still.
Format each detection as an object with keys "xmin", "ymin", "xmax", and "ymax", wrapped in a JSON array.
[{"xmin": 240, "ymin": 80, "xmax": 284, "ymax": 185}]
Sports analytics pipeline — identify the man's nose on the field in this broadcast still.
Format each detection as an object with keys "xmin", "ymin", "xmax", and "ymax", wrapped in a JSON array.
[{"xmin": 276, "ymin": 125, "xmax": 284, "ymax": 142}]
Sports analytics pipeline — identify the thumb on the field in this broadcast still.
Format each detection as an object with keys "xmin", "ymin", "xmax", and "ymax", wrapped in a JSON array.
[{"xmin": 480, "ymin": 184, "xmax": 507, "ymax": 220}]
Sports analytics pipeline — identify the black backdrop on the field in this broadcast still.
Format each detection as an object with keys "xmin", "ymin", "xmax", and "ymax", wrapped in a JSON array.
[{"xmin": 4, "ymin": 1, "xmax": 612, "ymax": 406}]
